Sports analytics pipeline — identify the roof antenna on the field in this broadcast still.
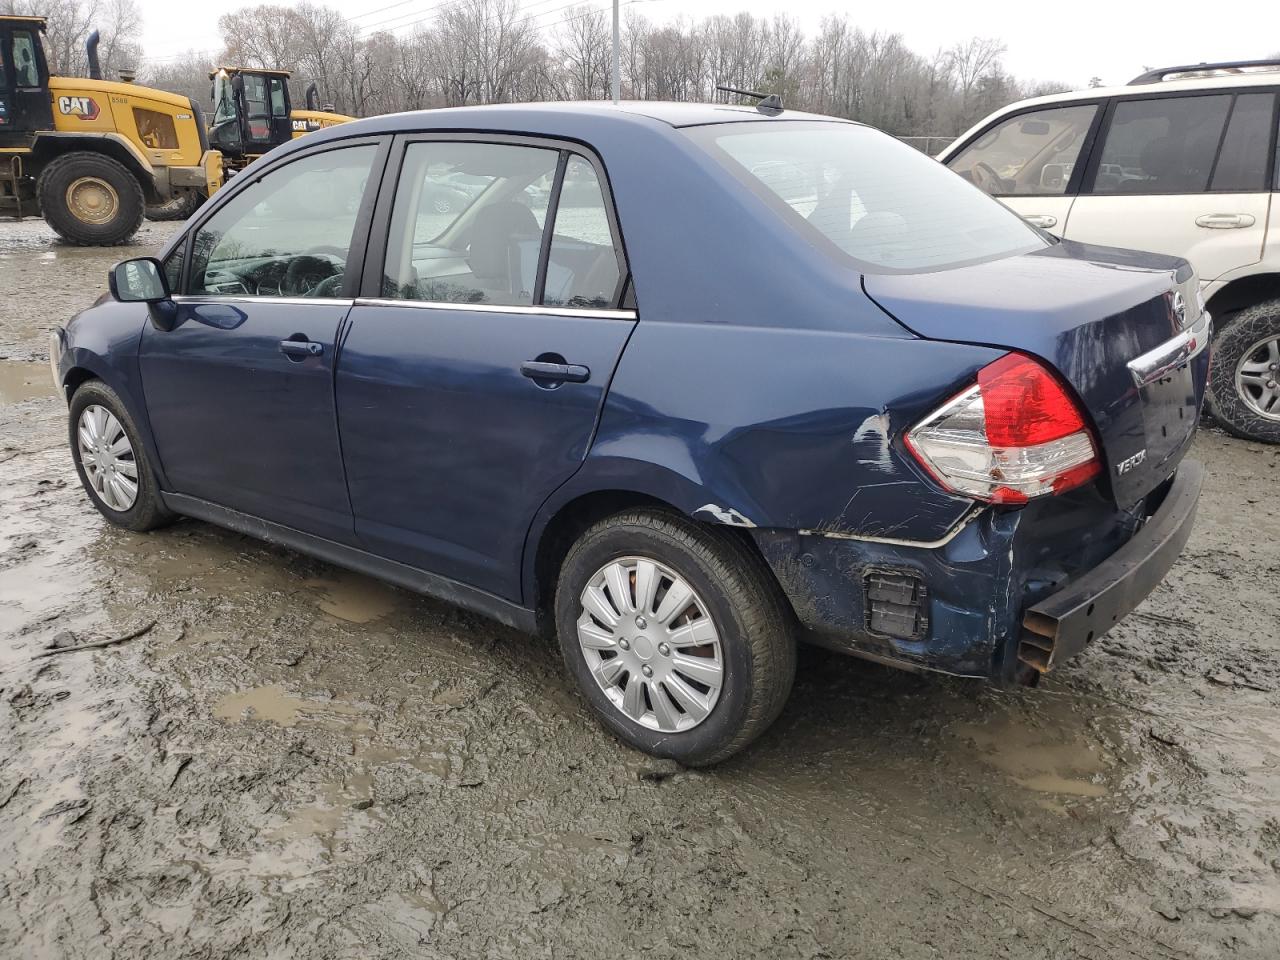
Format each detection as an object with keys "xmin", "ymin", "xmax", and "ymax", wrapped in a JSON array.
[{"xmin": 715, "ymin": 84, "xmax": 783, "ymax": 113}]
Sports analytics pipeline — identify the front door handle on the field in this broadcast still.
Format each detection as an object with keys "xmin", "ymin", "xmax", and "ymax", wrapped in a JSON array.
[
  {"xmin": 520, "ymin": 360, "xmax": 590, "ymax": 384},
  {"xmin": 1195, "ymin": 213, "xmax": 1255, "ymax": 229},
  {"xmin": 279, "ymin": 338, "xmax": 323, "ymax": 359},
  {"xmin": 1023, "ymin": 214, "xmax": 1057, "ymax": 228}
]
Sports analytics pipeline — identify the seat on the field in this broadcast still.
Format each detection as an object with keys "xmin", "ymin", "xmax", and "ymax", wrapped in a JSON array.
[{"xmin": 467, "ymin": 201, "xmax": 542, "ymax": 302}]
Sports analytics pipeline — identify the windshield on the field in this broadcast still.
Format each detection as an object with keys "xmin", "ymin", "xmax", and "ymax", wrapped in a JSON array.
[{"xmin": 690, "ymin": 121, "xmax": 1047, "ymax": 273}]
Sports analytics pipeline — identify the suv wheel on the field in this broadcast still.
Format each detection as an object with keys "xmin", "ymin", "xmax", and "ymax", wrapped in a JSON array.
[
  {"xmin": 1206, "ymin": 300, "xmax": 1280, "ymax": 443},
  {"xmin": 69, "ymin": 380, "xmax": 174, "ymax": 531},
  {"xmin": 555, "ymin": 509, "xmax": 796, "ymax": 765}
]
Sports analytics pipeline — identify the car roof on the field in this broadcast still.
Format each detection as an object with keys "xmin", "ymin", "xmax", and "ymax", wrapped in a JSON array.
[
  {"xmin": 279, "ymin": 99, "xmax": 861, "ymax": 164},
  {"xmin": 939, "ymin": 69, "xmax": 1280, "ymax": 157},
  {"xmin": 351, "ymin": 100, "xmax": 853, "ymax": 131}
]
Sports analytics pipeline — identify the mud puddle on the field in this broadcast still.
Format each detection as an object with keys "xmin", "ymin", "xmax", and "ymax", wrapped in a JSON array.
[
  {"xmin": 2, "ymin": 221, "xmax": 1280, "ymax": 957},
  {"xmin": 0, "ymin": 359, "xmax": 56, "ymax": 406}
]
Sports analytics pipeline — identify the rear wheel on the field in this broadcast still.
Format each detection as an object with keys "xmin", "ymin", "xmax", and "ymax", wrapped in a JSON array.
[
  {"xmin": 1206, "ymin": 301, "xmax": 1280, "ymax": 443},
  {"xmin": 555, "ymin": 509, "xmax": 796, "ymax": 765},
  {"xmin": 145, "ymin": 191, "xmax": 201, "ymax": 222},
  {"xmin": 69, "ymin": 380, "xmax": 174, "ymax": 531},
  {"xmin": 38, "ymin": 152, "xmax": 146, "ymax": 246}
]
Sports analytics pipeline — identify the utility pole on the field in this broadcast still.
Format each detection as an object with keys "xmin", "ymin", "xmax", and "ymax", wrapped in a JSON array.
[{"xmin": 611, "ymin": 0, "xmax": 620, "ymax": 103}]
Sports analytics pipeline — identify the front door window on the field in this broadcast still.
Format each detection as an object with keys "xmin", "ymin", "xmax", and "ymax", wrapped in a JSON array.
[
  {"xmin": 187, "ymin": 145, "xmax": 377, "ymax": 298},
  {"xmin": 949, "ymin": 104, "xmax": 1099, "ymax": 196}
]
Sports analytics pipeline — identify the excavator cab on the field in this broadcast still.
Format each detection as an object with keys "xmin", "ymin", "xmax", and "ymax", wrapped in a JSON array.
[
  {"xmin": 209, "ymin": 67, "xmax": 293, "ymax": 163},
  {"xmin": 0, "ymin": 16, "xmax": 55, "ymax": 148}
]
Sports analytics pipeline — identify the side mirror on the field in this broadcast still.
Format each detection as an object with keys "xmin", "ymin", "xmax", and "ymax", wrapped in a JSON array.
[{"xmin": 109, "ymin": 257, "xmax": 178, "ymax": 331}]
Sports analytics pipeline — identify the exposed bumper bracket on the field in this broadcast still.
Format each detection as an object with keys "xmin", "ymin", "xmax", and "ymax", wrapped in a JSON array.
[{"xmin": 1019, "ymin": 460, "xmax": 1204, "ymax": 673}]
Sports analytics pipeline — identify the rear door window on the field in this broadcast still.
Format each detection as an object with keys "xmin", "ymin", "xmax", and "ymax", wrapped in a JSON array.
[
  {"xmin": 948, "ymin": 104, "xmax": 1100, "ymax": 196},
  {"xmin": 1088, "ymin": 95, "xmax": 1232, "ymax": 194},
  {"xmin": 382, "ymin": 141, "xmax": 560, "ymax": 306},
  {"xmin": 1209, "ymin": 93, "xmax": 1275, "ymax": 191},
  {"xmin": 543, "ymin": 156, "xmax": 622, "ymax": 308}
]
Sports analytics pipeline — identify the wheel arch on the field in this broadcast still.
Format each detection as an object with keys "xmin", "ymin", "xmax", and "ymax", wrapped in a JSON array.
[
  {"xmin": 31, "ymin": 133, "xmax": 159, "ymax": 202},
  {"xmin": 60, "ymin": 346, "xmax": 171, "ymax": 491},
  {"xmin": 1205, "ymin": 273, "xmax": 1280, "ymax": 323},
  {"xmin": 522, "ymin": 459, "xmax": 776, "ymax": 624}
]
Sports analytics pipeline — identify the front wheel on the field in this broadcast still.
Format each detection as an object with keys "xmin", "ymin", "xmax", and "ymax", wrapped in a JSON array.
[
  {"xmin": 69, "ymin": 380, "xmax": 174, "ymax": 531},
  {"xmin": 37, "ymin": 152, "xmax": 146, "ymax": 246},
  {"xmin": 1206, "ymin": 301, "xmax": 1280, "ymax": 443},
  {"xmin": 555, "ymin": 509, "xmax": 796, "ymax": 766}
]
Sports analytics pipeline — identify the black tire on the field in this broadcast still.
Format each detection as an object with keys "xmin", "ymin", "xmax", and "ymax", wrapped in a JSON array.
[
  {"xmin": 554, "ymin": 509, "xmax": 797, "ymax": 766},
  {"xmin": 37, "ymin": 151, "xmax": 146, "ymax": 246},
  {"xmin": 69, "ymin": 380, "xmax": 174, "ymax": 532},
  {"xmin": 145, "ymin": 192, "xmax": 201, "ymax": 222},
  {"xmin": 1206, "ymin": 301, "xmax": 1280, "ymax": 443}
]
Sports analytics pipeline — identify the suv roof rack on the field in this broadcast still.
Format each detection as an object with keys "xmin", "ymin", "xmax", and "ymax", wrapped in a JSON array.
[{"xmin": 1128, "ymin": 59, "xmax": 1280, "ymax": 85}]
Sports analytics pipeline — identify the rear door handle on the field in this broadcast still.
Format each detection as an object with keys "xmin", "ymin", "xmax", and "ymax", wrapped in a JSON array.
[
  {"xmin": 520, "ymin": 360, "xmax": 590, "ymax": 383},
  {"xmin": 1023, "ymin": 214, "xmax": 1057, "ymax": 228},
  {"xmin": 279, "ymin": 339, "xmax": 323, "ymax": 359},
  {"xmin": 1195, "ymin": 213, "xmax": 1255, "ymax": 229}
]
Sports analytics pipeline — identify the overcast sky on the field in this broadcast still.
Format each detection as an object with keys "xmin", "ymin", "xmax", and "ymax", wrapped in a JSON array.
[{"xmin": 137, "ymin": 0, "xmax": 1272, "ymax": 91}]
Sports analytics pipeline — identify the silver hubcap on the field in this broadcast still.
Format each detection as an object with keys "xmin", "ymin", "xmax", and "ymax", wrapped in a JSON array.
[
  {"xmin": 1235, "ymin": 334, "xmax": 1280, "ymax": 421},
  {"xmin": 577, "ymin": 556, "xmax": 724, "ymax": 733},
  {"xmin": 77, "ymin": 404, "xmax": 138, "ymax": 511}
]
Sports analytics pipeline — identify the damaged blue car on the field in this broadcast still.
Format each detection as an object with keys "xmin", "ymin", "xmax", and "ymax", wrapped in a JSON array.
[{"xmin": 53, "ymin": 100, "xmax": 1208, "ymax": 764}]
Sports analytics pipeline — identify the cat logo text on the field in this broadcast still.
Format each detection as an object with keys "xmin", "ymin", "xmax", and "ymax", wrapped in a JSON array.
[{"xmin": 57, "ymin": 96, "xmax": 101, "ymax": 121}]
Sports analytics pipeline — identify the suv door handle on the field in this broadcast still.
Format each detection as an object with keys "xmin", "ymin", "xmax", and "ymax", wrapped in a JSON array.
[
  {"xmin": 1195, "ymin": 213, "xmax": 1255, "ymax": 229},
  {"xmin": 520, "ymin": 360, "xmax": 590, "ymax": 384},
  {"xmin": 279, "ymin": 339, "xmax": 323, "ymax": 359},
  {"xmin": 1023, "ymin": 214, "xmax": 1057, "ymax": 228}
]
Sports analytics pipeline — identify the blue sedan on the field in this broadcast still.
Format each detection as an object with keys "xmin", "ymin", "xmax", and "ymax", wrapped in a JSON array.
[{"xmin": 52, "ymin": 101, "xmax": 1209, "ymax": 763}]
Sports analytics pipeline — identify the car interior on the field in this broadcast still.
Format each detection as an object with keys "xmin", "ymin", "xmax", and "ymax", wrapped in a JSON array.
[
  {"xmin": 187, "ymin": 142, "xmax": 622, "ymax": 310},
  {"xmin": 385, "ymin": 145, "xmax": 621, "ymax": 308}
]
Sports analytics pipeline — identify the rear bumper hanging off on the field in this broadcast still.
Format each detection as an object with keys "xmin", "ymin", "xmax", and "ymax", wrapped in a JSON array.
[{"xmin": 1018, "ymin": 460, "xmax": 1204, "ymax": 673}]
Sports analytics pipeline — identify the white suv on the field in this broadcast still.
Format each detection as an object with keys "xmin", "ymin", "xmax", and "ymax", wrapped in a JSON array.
[{"xmin": 939, "ymin": 59, "xmax": 1280, "ymax": 443}]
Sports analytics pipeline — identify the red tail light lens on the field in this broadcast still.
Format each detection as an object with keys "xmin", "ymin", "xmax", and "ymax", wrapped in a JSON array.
[{"xmin": 905, "ymin": 352, "xmax": 1101, "ymax": 505}]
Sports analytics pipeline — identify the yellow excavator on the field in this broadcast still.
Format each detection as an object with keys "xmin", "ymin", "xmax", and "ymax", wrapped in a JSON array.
[
  {"xmin": 0, "ymin": 16, "xmax": 222, "ymax": 244},
  {"xmin": 145, "ymin": 66, "xmax": 351, "ymax": 220},
  {"xmin": 210, "ymin": 66, "xmax": 350, "ymax": 174}
]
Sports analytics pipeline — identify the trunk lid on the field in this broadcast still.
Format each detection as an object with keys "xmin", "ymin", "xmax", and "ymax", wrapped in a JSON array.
[{"xmin": 863, "ymin": 240, "xmax": 1208, "ymax": 507}]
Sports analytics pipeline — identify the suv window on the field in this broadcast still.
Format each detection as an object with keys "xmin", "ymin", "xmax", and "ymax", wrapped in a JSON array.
[
  {"xmin": 382, "ymin": 141, "xmax": 560, "ymax": 306},
  {"xmin": 187, "ymin": 144, "xmax": 376, "ymax": 297},
  {"xmin": 1210, "ymin": 93, "xmax": 1275, "ymax": 192},
  {"xmin": 1089, "ymin": 95, "xmax": 1232, "ymax": 194},
  {"xmin": 948, "ymin": 104, "xmax": 1099, "ymax": 196},
  {"xmin": 543, "ymin": 156, "xmax": 622, "ymax": 308}
]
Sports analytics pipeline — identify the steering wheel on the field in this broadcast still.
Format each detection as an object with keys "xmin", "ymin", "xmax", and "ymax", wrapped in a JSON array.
[
  {"xmin": 310, "ymin": 273, "xmax": 345, "ymax": 298},
  {"xmin": 282, "ymin": 255, "xmax": 339, "ymax": 296},
  {"xmin": 972, "ymin": 161, "xmax": 1009, "ymax": 195}
]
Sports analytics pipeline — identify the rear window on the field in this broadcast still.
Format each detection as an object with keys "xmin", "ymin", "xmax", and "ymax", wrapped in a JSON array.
[{"xmin": 689, "ymin": 121, "xmax": 1047, "ymax": 273}]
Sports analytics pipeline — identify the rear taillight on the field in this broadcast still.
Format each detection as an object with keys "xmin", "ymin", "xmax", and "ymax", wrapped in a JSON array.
[{"xmin": 905, "ymin": 353, "xmax": 1100, "ymax": 505}]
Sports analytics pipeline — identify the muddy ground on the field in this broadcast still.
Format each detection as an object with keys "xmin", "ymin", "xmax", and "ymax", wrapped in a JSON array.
[{"xmin": 1, "ymin": 218, "xmax": 1278, "ymax": 960}]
